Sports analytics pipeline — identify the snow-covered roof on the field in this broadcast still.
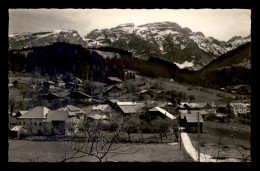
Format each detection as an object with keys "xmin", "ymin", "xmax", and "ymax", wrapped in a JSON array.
[
  {"xmin": 230, "ymin": 103, "xmax": 243, "ymax": 107},
  {"xmin": 185, "ymin": 114, "xmax": 204, "ymax": 123},
  {"xmin": 118, "ymin": 105, "xmax": 141, "ymax": 114},
  {"xmin": 116, "ymin": 102, "xmax": 143, "ymax": 106},
  {"xmin": 87, "ymin": 113, "xmax": 108, "ymax": 120},
  {"xmin": 46, "ymin": 110, "xmax": 69, "ymax": 121},
  {"xmin": 149, "ymin": 107, "xmax": 176, "ymax": 120},
  {"xmin": 184, "ymin": 102, "xmax": 207, "ymax": 108},
  {"xmin": 106, "ymin": 85, "xmax": 122, "ymax": 92},
  {"xmin": 92, "ymin": 104, "xmax": 110, "ymax": 111},
  {"xmin": 58, "ymin": 105, "xmax": 85, "ymax": 117},
  {"xmin": 107, "ymin": 77, "xmax": 122, "ymax": 83},
  {"xmin": 17, "ymin": 111, "xmax": 28, "ymax": 116},
  {"xmin": 11, "ymin": 126, "xmax": 26, "ymax": 131},
  {"xmin": 18, "ymin": 106, "xmax": 49, "ymax": 119}
]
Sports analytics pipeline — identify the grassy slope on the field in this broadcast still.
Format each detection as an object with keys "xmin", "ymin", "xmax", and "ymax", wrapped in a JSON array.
[
  {"xmin": 8, "ymin": 140, "xmax": 193, "ymax": 162},
  {"xmin": 187, "ymin": 121, "xmax": 250, "ymax": 161},
  {"xmin": 120, "ymin": 76, "xmax": 243, "ymax": 105}
]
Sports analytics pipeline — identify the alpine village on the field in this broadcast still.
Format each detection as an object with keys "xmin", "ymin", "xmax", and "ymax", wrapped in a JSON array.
[{"xmin": 8, "ymin": 21, "xmax": 251, "ymax": 162}]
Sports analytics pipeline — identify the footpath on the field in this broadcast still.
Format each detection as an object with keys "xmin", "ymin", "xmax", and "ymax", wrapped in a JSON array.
[{"xmin": 180, "ymin": 128, "xmax": 240, "ymax": 162}]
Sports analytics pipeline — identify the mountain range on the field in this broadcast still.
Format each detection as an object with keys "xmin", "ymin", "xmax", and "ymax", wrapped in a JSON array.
[{"xmin": 8, "ymin": 21, "xmax": 251, "ymax": 70}]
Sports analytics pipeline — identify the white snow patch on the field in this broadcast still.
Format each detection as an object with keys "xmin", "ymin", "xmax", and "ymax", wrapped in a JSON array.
[
  {"xmin": 93, "ymin": 50, "xmax": 120, "ymax": 59},
  {"xmin": 180, "ymin": 44, "xmax": 186, "ymax": 50},
  {"xmin": 174, "ymin": 61, "xmax": 194, "ymax": 69},
  {"xmin": 157, "ymin": 30, "xmax": 179, "ymax": 36}
]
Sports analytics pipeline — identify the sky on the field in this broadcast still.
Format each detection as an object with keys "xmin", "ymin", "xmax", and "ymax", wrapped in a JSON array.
[{"xmin": 8, "ymin": 9, "xmax": 251, "ymax": 41}]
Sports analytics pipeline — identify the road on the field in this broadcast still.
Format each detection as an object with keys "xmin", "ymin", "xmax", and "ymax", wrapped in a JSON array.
[{"xmin": 180, "ymin": 128, "xmax": 240, "ymax": 162}]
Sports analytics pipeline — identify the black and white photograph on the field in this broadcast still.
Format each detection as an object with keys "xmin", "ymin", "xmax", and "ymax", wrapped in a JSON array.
[{"xmin": 7, "ymin": 8, "xmax": 251, "ymax": 162}]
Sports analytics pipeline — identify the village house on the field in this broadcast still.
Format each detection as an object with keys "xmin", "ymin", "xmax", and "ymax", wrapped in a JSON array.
[
  {"xmin": 143, "ymin": 107, "xmax": 176, "ymax": 121},
  {"xmin": 70, "ymin": 91, "xmax": 92, "ymax": 103},
  {"xmin": 103, "ymin": 85, "xmax": 122, "ymax": 97},
  {"xmin": 176, "ymin": 102, "xmax": 189, "ymax": 111},
  {"xmin": 55, "ymin": 80, "xmax": 66, "ymax": 88},
  {"xmin": 44, "ymin": 110, "xmax": 78, "ymax": 136},
  {"xmin": 183, "ymin": 102, "xmax": 208, "ymax": 111},
  {"xmin": 178, "ymin": 110, "xmax": 190, "ymax": 127},
  {"xmin": 204, "ymin": 102, "xmax": 217, "ymax": 114},
  {"xmin": 184, "ymin": 114, "xmax": 204, "ymax": 133},
  {"xmin": 85, "ymin": 105, "xmax": 110, "ymax": 122},
  {"xmin": 101, "ymin": 99, "xmax": 120, "ymax": 109},
  {"xmin": 228, "ymin": 103, "xmax": 249, "ymax": 115},
  {"xmin": 17, "ymin": 106, "xmax": 50, "ymax": 135},
  {"xmin": 106, "ymin": 77, "xmax": 122, "ymax": 85},
  {"xmin": 243, "ymin": 103, "xmax": 251, "ymax": 114},
  {"xmin": 14, "ymin": 105, "xmax": 85, "ymax": 136},
  {"xmin": 231, "ymin": 85, "xmax": 251, "ymax": 95},
  {"xmin": 65, "ymin": 82, "xmax": 84, "ymax": 91},
  {"xmin": 9, "ymin": 126, "xmax": 27, "ymax": 139},
  {"xmin": 43, "ymin": 81, "xmax": 55, "ymax": 90},
  {"xmin": 157, "ymin": 102, "xmax": 176, "ymax": 114},
  {"xmin": 14, "ymin": 110, "xmax": 28, "ymax": 118},
  {"xmin": 115, "ymin": 101, "xmax": 144, "ymax": 116},
  {"xmin": 216, "ymin": 104, "xmax": 228, "ymax": 114},
  {"xmin": 58, "ymin": 105, "xmax": 85, "ymax": 119},
  {"xmin": 44, "ymin": 91, "xmax": 70, "ymax": 101}
]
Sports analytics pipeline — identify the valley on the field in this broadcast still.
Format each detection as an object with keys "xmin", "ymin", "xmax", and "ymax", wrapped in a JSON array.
[{"xmin": 8, "ymin": 20, "xmax": 251, "ymax": 163}]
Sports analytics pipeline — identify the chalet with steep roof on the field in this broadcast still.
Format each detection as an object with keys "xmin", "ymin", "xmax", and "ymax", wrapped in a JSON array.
[
  {"xmin": 106, "ymin": 77, "xmax": 122, "ymax": 85},
  {"xmin": 17, "ymin": 106, "xmax": 50, "ymax": 135},
  {"xmin": 184, "ymin": 114, "xmax": 204, "ymax": 133}
]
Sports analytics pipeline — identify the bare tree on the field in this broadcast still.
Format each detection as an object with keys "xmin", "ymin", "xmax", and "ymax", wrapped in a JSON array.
[
  {"xmin": 19, "ymin": 86, "xmax": 28, "ymax": 101},
  {"xmin": 9, "ymin": 98, "xmax": 16, "ymax": 117},
  {"xmin": 188, "ymin": 95, "xmax": 195, "ymax": 103},
  {"xmin": 61, "ymin": 114, "xmax": 140, "ymax": 162},
  {"xmin": 122, "ymin": 116, "xmax": 140, "ymax": 141}
]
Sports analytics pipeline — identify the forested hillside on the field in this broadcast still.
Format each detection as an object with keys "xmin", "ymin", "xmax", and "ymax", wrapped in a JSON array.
[{"xmin": 8, "ymin": 42, "xmax": 251, "ymax": 89}]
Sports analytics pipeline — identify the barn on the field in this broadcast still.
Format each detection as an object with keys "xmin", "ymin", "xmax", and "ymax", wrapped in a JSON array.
[
  {"xmin": 145, "ymin": 107, "xmax": 176, "ymax": 121},
  {"xmin": 45, "ymin": 110, "xmax": 78, "ymax": 136},
  {"xmin": 106, "ymin": 77, "xmax": 122, "ymax": 85},
  {"xmin": 104, "ymin": 85, "xmax": 122, "ymax": 97},
  {"xmin": 184, "ymin": 114, "xmax": 204, "ymax": 133},
  {"xmin": 17, "ymin": 106, "xmax": 49, "ymax": 135},
  {"xmin": 14, "ymin": 111, "xmax": 28, "ymax": 118},
  {"xmin": 70, "ymin": 91, "xmax": 92, "ymax": 103},
  {"xmin": 115, "ymin": 102, "xmax": 144, "ymax": 116},
  {"xmin": 9, "ymin": 126, "xmax": 27, "ymax": 139}
]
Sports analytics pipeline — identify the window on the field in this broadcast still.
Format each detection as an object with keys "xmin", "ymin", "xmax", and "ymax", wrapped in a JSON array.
[
  {"xmin": 39, "ymin": 122, "xmax": 42, "ymax": 126},
  {"xmin": 34, "ymin": 122, "xmax": 37, "ymax": 126},
  {"xmin": 23, "ymin": 122, "xmax": 25, "ymax": 125},
  {"xmin": 19, "ymin": 122, "xmax": 21, "ymax": 125}
]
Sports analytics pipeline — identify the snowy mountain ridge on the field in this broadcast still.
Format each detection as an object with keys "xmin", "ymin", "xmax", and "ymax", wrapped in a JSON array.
[{"xmin": 8, "ymin": 22, "xmax": 251, "ymax": 70}]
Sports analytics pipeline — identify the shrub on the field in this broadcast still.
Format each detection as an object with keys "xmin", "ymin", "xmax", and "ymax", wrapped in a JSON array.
[{"xmin": 205, "ymin": 113, "xmax": 216, "ymax": 121}]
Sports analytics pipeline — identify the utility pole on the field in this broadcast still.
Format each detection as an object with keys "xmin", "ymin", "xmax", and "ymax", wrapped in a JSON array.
[
  {"xmin": 197, "ymin": 112, "xmax": 200, "ymax": 162},
  {"xmin": 179, "ymin": 113, "xmax": 181, "ymax": 149}
]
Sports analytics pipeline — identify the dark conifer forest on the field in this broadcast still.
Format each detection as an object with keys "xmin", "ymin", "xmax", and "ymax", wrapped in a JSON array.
[{"xmin": 8, "ymin": 42, "xmax": 251, "ymax": 89}]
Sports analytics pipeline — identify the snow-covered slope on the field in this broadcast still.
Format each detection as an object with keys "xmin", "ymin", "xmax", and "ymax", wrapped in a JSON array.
[
  {"xmin": 9, "ymin": 29, "xmax": 86, "ymax": 49},
  {"xmin": 83, "ymin": 22, "xmax": 249, "ymax": 70},
  {"xmin": 227, "ymin": 35, "xmax": 251, "ymax": 49},
  {"xmin": 8, "ymin": 22, "xmax": 251, "ymax": 71}
]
